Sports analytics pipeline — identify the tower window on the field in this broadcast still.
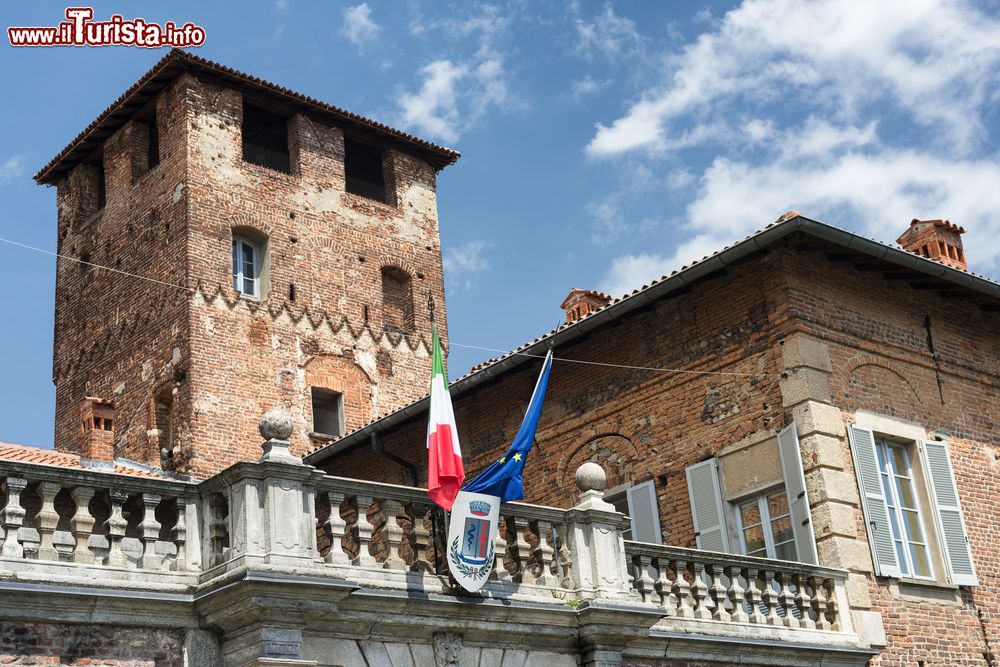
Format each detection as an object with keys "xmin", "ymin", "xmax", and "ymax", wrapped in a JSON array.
[
  {"xmin": 311, "ymin": 388, "xmax": 344, "ymax": 438},
  {"xmin": 381, "ymin": 267, "xmax": 414, "ymax": 333},
  {"xmin": 344, "ymin": 138, "xmax": 387, "ymax": 203},
  {"xmin": 242, "ymin": 102, "xmax": 291, "ymax": 174},
  {"xmin": 232, "ymin": 235, "xmax": 262, "ymax": 299},
  {"xmin": 147, "ymin": 113, "xmax": 160, "ymax": 170}
]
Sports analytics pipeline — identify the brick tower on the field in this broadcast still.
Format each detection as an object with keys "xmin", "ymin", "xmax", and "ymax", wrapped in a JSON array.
[{"xmin": 36, "ymin": 51, "xmax": 458, "ymax": 478}]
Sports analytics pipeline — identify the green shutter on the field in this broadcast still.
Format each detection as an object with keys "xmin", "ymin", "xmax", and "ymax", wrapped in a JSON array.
[
  {"xmin": 686, "ymin": 459, "xmax": 730, "ymax": 553},
  {"xmin": 848, "ymin": 424, "xmax": 901, "ymax": 577},
  {"xmin": 920, "ymin": 440, "xmax": 978, "ymax": 586},
  {"xmin": 776, "ymin": 423, "xmax": 818, "ymax": 564}
]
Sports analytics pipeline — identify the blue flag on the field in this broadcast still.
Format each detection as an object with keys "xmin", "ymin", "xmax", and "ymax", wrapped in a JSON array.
[{"xmin": 464, "ymin": 350, "xmax": 554, "ymax": 502}]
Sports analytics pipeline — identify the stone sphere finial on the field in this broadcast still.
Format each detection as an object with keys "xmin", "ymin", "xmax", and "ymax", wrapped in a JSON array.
[
  {"xmin": 259, "ymin": 409, "xmax": 293, "ymax": 442},
  {"xmin": 575, "ymin": 462, "xmax": 607, "ymax": 493}
]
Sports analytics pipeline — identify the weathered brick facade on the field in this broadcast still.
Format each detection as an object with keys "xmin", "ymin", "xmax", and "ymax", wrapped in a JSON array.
[
  {"xmin": 45, "ymin": 52, "xmax": 455, "ymax": 478},
  {"xmin": 321, "ymin": 233, "xmax": 999, "ymax": 667},
  {"xmin": 0, "ymin": 623, "xmax": 182, "ymax": 666}
]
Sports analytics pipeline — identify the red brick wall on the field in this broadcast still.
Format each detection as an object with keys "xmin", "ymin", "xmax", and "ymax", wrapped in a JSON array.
[
  {"xmin": 52, "ymin": 72, "xmax": 448, "ymax": 478},
  {"xmin": 0, "ymin": 623, "xmax": 181, "ymax": 666},
  {"xmin": 781, "ymin": 248, "xmax": 999, "ymax": 667},
  {"xmin": 330, "ymin": 251, "xmax": 790, "ymax": 549}
]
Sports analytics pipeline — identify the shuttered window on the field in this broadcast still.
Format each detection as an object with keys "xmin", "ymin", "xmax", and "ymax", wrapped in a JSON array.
[
  {"xmin": 920, "ymin": 440, "xmax": 978, "ymax": 586},
  {"xmin": 625, "ymin": 481, "xmax": 662, "ymax": 544},
  {"xmin": 876, "ymin": 438, "xmax": 933, "ymax": 579},
  {"xmin": 686, "ymin": 459, "xmax": 730, "ymax": 553},
  {"xmin": 848, "ymin": 424, "xmax": 901, "ymax": 577},
  {"xmin": 232, "ymin": 235, "xmax": 261, "ymax": 299},
  {"xmin": 776, "ymin": 423, "xmax": 818, "ymax": 564}
]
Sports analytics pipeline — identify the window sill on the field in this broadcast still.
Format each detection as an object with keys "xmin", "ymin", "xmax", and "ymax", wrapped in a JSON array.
[
  {"xmin": 342, "ymin": 190, "xmax": 399, "ymax": 213},
  {"xmin": 309, "ymin": 432, "xmax": 341, "ymax": 442},
  {"xmin": 241, "ymin": 159, "xmax": 297, "ymax": 180},
  {"xmin": 888, "ymin": 577, "xmax": 963, "ymax": 606},
  {"xmin": 132, "ymin": 161, "xmax": 163, "ymax": 186}
]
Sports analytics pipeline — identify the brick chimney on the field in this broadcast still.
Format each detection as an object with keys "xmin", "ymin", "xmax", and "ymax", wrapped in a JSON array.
[
  {"xmin": 561, "ymin": 288, "xmax": 612, "ymax": 324},
  {"xmin": 897, "ymin": 219, "xmax": 967, "ymax": 271},
  {"xmin": 80, "ymin": 397, "xmax": 115, "ymax": 461}
]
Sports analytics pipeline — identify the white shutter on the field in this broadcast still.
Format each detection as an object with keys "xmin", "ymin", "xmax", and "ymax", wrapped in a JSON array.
[
  {"xmin": 920, "ymin": 440, "xmax": 978, "ymax": 586},
  {"xmin": 626, "ymin": 480, "xmax": 662, "ymax": 544},
  {"xmin": 848, "ymin": 424, "xmax": 901, "ymax": 577},
  {"xmin": 685, "ymin": 459, "xmax": 730, "ymax": 552},
  {"xmin": 776, "ymin": 422, "xmax": 818, "ymax": 564}
]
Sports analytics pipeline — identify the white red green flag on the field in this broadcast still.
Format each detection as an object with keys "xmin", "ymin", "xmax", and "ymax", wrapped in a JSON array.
[{"xmin": 427, "ymin": 326, "xmax": 464, "ymax": 510}]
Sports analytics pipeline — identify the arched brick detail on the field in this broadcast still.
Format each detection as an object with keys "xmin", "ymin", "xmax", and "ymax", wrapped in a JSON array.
[
  {"xmin": 228, "ymin": 212, "xmax": 276, "ymax": 239},
  {"xmin": 559, "ymin": 432, "xmax": 640, "ymax": 491},
  {"xmin": 305, "ymin": 355, "xmax": 374, "ymax": 433},
  {"xmin": 837, "ymin": 353, "xmax": 924, "ymax": 409}
]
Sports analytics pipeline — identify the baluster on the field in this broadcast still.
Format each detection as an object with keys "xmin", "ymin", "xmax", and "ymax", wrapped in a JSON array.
[
  {"xmin": 761, "ymin": 569, "xmax": 781, "ymax": 625},
  {"xmin": 823, "ymin": 578, "xmax": 840, "ymax": 631},
  {"xmin": 172, "ymin": 499, "xmax": 187, "ymax": 572},
  {"xmin": 632, "ymin": 554, "xmax": 654, "ymax": 603},
  {"xmin": 777, "ymin": 571, "xmax": 798, "ymax": 628},
  {"xmin": 690, "ymin": 560, "xmax": 712, "ymax": 619},
  {"xmin": 36, "ymin": 482, "xmax": 61, "ymax": 561},
  {"xmin": 352, "ymin": 495, "xmax": 377, "ymax": 567},
  {"xmin": 407, "ymin": 501, "xmax": 432, "ymax": 573},
  {"xmin": 707, "ymin": 563, "xmax": 730, "ymax": 622},
  {"xmin": 672, "ymin": 559, "xmax": 694, "ymax": 618},
  {"xmin": 653, "ymin": 557, "xmax": 676, "ymax": 614},
  {"xmin": 138, "ymin": 493, "xmax": 162, "ymax": 569},
  {"xmin": 323, "ymin": 490, "xmax": 350, "ymax": 565},
  {"xmin": 530, "ymin": 520, "xmax": 558, "ymax": 586},
  {"xmin": 809, "ymin": 575, "xmax": 832, "ymax": 631},
  {"xmin": 105, "ymin": 489, "xmax": 129, "ymax": 567},
  {"xmin": 744, "ymin": 567, "xmax": 765, "ymax": 624},
  {"xmin": 208, "ymin": 494, "xmax": 228, "ymax": 566},
  {"xmin": 557, "ymin": 526, "xmax": 573, "ymax": 589},
  {"xmin": 379, "ymin": 499, "xmax": 406, "ymax": 570},
  {"xmin": 725, "ymin": 565, "xmax": 748, "ymax": 623},
  {"xmin": 1, "ymin": 477, "xmax": 27, "ymax": 558},
  {"xmin": 69, "ymin": 486, "xmax": 95, "ymax": 564},
  {"xmin": 491, "ymin": 517, "xmax": 511, "ymax": 583},
  {"xmin": 793, "ymin": 572, "xmax": 815, "ymax": 629},
  {"xmin": 509, "ymin": 516, "xmax": 532, "ymax": 584}
]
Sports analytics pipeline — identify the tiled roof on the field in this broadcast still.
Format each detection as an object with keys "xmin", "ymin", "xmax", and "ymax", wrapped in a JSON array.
[
  {"xmin": 0, "ymin": 442, "xmax": 173, "ymax": 479},
  {"xmin": 35, "ymin": 49, "xmax": 460, "ymax": 184}
]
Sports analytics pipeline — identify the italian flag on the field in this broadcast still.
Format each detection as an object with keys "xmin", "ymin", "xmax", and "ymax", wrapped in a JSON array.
[{"xmin": 427, "ymin": 326, "xmax": 464, "ymax": 510}]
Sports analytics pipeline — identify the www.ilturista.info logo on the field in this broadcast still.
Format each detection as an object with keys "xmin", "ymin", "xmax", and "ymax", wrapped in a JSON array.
[{"xmin": 8, "ymin": 8, "xmax": 205, "ymax": 48}]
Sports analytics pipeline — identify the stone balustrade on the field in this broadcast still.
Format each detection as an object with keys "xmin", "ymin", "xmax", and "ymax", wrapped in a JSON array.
[
  {"xmin": 625, "ymin": 541, "xmax": 850, "ymax": 632},
  {"xmin": 0, "ymin": 415, "xmax": 865, "ymax": 666}
]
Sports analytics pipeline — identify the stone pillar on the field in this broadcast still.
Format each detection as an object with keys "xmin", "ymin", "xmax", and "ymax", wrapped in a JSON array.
[
  {"xmin": 563, "ymin": 463, "xmax": 633, "ymax": 601},
  {"xmin": 224, "ymin": 410, "xmax": 323, "ymax": 569},
  {"xmin": 1, "ymin": 477, "xmax": 27, "ymax": 558},
  {"xmin": 779, "ymin": 333, "xmax": 882, "ymax": 646}
]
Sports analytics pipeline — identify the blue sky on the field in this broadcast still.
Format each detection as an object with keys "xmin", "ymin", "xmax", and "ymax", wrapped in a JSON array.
[{"xmin": 2, "ymin": 0, "xmax": 1000, "ymax": 448}]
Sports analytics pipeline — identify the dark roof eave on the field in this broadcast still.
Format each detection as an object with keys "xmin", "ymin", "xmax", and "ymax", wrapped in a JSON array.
[
  {"xmin": 304, "ymin": 214, "xmax": 1000, "ymax": 468},
  {"xmin": 35, "ymin": 49, "xmax": 460, "ymax": 184}
]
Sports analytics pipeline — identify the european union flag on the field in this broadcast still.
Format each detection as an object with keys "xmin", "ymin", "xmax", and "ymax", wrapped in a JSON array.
[{"xmin": 464, "ymin": 350, "xmax": 553, "ymax": 502}]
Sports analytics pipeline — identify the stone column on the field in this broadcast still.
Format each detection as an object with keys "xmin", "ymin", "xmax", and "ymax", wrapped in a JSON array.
[
  {"xmin": 779, "ymin": 333, "xmax": 881, "ymax": 645},
  {"xmin": 1, "ymin": 477, "xmax": 27, "ymax": 558},
  {"xmin": 563, "ymin": 463, "xmax": 633, "ymax": 602}
]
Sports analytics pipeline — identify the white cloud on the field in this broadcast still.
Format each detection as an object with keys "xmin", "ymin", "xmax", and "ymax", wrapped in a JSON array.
[
  {"xmin": 274, "ymin": 0, "xmax": 287, "ymax": 11},
  {"xmin": 574, "ymin": 3, "xmax": 645, "ymax": 61},
  {"xmin": 586, "ymin": 0, "xmax": 1000, "ymax": 157},
  {"xmin": 571, "ymin": 75, "xmax": 607, "ymax": 101},
  {"xmin": 0, "ymin": 156, "xmax": 24, "ymax": 183},
  {"xmin": 395, "ymin": 6, "xmax": 517, "ymax": 143},
  {"xmin": 600, "ymin": 253, "xmax": 670, "ymax": 297},
  {"xmin": 342, "ymin": 3, "xmax": 379, "ymax": 46},
  {"xmin": 444, "ymin": 241, "xmax": 491, "ymax": 290},
  {"xmin": 397, "ymin": 61, "xmax": 468, "ymax": 143}
]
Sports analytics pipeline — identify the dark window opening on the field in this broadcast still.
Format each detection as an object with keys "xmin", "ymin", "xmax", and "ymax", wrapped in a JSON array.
[
  {"xmin": 96, "ymin": 162, "xmax": 106, "ymax": 209},
  {"xmin": 288, "ymin": 283, "xmax": 296, "ymax": 303},
  {"xmin": 147, "ymin": 114, "xmax": 160, "ymax": 170},
  {"xmin": 344, "ymin": 138, "xmax": 387, "ymax": 203},
  {"xmin": 242, "ymin": 102, "xmax": 291, "ymax": 174},
  {"xmin": 381, "ymin": 267, "xmax": 414, "ymax": 333},
  {"xmin": 311, "ymin": 388, "xmax": 344, "ymax": 438}
]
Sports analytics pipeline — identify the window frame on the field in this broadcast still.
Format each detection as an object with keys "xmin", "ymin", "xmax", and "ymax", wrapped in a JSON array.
[
  {"xmin": 232, "ymin": 235, "xmax": 261, "ymax": 299},
  {"xmin": 310, "ymin": 388, "xmax": 345, "ymax": 439},
  {"xmin": 875, "ymin": 437, "xmax": 935, "ymax": 580},
  {"xmin": 734, "ymin": 487, "xmax": 798, "ymax": 561}
]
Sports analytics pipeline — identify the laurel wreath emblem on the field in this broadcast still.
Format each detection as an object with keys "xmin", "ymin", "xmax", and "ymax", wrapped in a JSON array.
[{"xmin": 449, "ymin": 535, "xmax": 496, "ymax": 580}]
